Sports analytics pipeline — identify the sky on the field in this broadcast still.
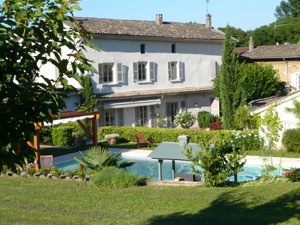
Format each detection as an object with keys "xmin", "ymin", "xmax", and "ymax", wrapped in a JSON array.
[{"xmin": 74, "ymin": 0, "xmax": 283, "ymax": 31}]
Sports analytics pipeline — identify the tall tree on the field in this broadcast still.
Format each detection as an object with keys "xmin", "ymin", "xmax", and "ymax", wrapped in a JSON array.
[
  {"xmin": 214, "ymin": 26, "xmax": 245, "ymax": 130},
  {"xmin": 275, "ymin": 0, "xmax": 300, "ymax": 19},
  {"xmin": 0, "ymin": 0, "xmax": 96, "ymax": 172},
  {"xmin": 77, "ymin": 75, "xmax": 98, "ymax": 112}
]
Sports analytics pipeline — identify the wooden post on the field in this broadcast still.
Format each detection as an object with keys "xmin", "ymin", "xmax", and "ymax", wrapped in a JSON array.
[{"xmin": 32, "ymin": 122, "xmax": 42, "ymax": 170}]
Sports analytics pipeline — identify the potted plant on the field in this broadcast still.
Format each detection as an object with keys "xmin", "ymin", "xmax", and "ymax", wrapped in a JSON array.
[{"xmin": 105, "ymin": 134, "xmax": 119, "ymax": 145}]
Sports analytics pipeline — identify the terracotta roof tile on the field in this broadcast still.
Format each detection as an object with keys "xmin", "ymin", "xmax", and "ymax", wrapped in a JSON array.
[
  {"xmin": 75, "ymin": 17, "xmax": 225, "ymax": 41},
  {"xmin": 241, "ymin": 44, "xmax": 300, "ymax": 60},
  {"xmin": 97, "ymin": 87, "xmax": 213, "ymax": 100}
]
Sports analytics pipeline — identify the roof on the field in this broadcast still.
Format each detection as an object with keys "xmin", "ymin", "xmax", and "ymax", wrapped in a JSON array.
[
  {"xmin": 251, "ymin": 90, "xmax": 300, "ymax": 115},
  {"xmin": 75, "ymin": 17, "xmax": 225, "ymax": 41},
  {"xmin": 148, "ymin": 141, "xmax": 201, "ymax": 161},
  {"xmin": 241, "ymin": 44, "xmax": 300, "ymax": 60},
  {"xmin": 97, "ymin": 86, "xmax": 213, "ymax": 100}
]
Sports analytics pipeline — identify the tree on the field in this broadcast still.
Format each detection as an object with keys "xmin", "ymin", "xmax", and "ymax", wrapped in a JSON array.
[
  {"xmin": 275, "ymin": 0, "xmax": 300, "ymax": 19},
  {"xmin": 0, "ymin": 0, "xmax": 96, "ymax": 172},
  {"xmin": 184, "ymin": 138, "xmax": 246, "ymax": 186},
  {"xmin": 285, "ymin": 99, "xmax": 300, "ymax": 127},
  {"xmin": 218, "ymin": 26, "xmax": 250, "ymax": 47},
  {"xmin": 259, "ymin": 103, "xmax": 282, "ymax": 151},
  {"xmin": 214, "ymin": 26, "xmax": 245, "ymax": 130},
  {"xmin": 77, "ymin": 75, "xmax": 98, "ymax": 112},
  {"xmin": 239, "ymin": 63, "xmax": 282, "ymax": 103}
]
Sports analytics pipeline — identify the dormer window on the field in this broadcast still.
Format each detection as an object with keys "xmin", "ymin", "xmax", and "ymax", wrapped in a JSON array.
[
  {"xmin": 171, "ymin": 43, "xmax": 176, "ymax": 53},
  {"xmin": 140, "ymin": 43, "xmax": 145, "ymax": 54}
]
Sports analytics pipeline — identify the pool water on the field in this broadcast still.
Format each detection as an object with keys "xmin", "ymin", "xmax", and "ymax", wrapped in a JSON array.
[{"xmin": 56, "ymin": 155, "xmax": 281, "ymax": 182}]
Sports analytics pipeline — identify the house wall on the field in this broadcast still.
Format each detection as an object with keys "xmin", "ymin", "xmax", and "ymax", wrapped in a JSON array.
[
  {"xmin": 85, "ymin": 39, "xmax": 222, "ymax": 93},
  {"xmin": 85, "ymin": 37, "xmax": 222, "ymax": 128},
  {"xmin": 258, "ymin": 60, "xmax": 300, "ymax": 88},
  {"xmin": 257, "ymin": 94, "xmax": 300, "ymax": 149}
]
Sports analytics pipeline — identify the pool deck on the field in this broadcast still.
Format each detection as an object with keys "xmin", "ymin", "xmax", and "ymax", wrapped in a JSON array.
[{"xmin": 54, "ymin": 148, "xmax": 300, "ymax": 169}]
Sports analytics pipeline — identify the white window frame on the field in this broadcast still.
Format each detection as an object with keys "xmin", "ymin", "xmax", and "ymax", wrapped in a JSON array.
[
  {"xmin": 297, "ymin": 74, "xmax": 300, "ymax": 90},
  {"xmin": 168, "ymin": 61, "xmax": 183, "ymax": 82},
  {"xmin": 133, "ymin": 62, "xmax": 155, "ymax": 83},
  {"xmin": 98, "ymin": 63, "xmax": 123, "ymax": 84}
]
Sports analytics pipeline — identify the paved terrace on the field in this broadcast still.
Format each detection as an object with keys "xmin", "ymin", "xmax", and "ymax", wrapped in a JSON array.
[{"xmin": 54, "ymin": 148, "xmax": 300, "ymax": 169}]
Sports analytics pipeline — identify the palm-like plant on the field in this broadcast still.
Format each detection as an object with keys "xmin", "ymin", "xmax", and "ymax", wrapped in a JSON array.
[
  {"xmin": 74, "ymin": 146, "xmax": 135, "ymax": 171},
  {"xmin": 285, "ymin": 99, "xmax": 300, "ymax": 127}
]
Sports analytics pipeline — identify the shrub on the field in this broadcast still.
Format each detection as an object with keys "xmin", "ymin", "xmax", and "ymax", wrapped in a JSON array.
[
  {"xmin": 174, "ymin": 111, "xmax": 196, "ymax": 129},
  {"xmin": 91, "ymin": 167, "xmax": 139, "ymax": 188},
  {"xmin": 52, "ymin": 126, "xmax": 74, "ymax": 146},
  {"xmin": 284, "ymin": 168, "xmax": 300, "ymax": 182},
  {"xmin": 41, "ymin": 126, "xmax": 53, "ymax": 145},
  {"xmin": 197, "ymin": 111, "xmax": 219, "ymax": 129},
  {"xmin": 210, "ymin": 121, "xmax": 223, "ymax": 130},
  {"xmin": 98, "ymin": 126, "xmax": 262, "ymax": 152},
  {"xmin": 282, "ymin": 129, "xmax": 300, "ymax": 153}
]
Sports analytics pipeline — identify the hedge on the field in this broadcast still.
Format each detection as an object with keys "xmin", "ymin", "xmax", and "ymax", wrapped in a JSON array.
[
  {"xmin": 98, "ymin": 126, "xmax": 262, "ymax": 151},
  {"xmin": 282, "ymin": 129, "xmax": 300, "ymax": 153},
  {"xmin": 52, "ymin": 126, "xmax": 74, "ymax": 147}
]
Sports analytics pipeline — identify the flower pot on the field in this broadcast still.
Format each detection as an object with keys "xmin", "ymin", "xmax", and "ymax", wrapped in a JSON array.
[{"xmin": 109, "ymin": 138, "xmax": 117, "ymax": 145}]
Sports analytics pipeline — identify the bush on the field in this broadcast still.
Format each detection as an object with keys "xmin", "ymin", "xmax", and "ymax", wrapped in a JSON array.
[
  {"xmin": 52, "ymin": 126, "xmax": 74, "ymax": 146},
  {"xmin": 98, "ymin": 127, "xmax": 263, "ymax": 152},
  {"xmin": 197, "ymin": 111, "xmax": 219, "ymax": 129},
  {"xmin": 174, "ymin": 111, "xmax": 196, "ymax": 129},
  {"xmin": 284, "ymin": 168, "xmax": 300, "ymax": 182},
  {"xmin": 282, "ymin": 129, "xmax": 300, "ymax": 153},
  {"xmin": 41, "ymin": 126, "xmax": 53, "ymax": 145},
  {"xmin": 210, "ymin": 121, "xmax": 223, "ymax": 130},
  {"xmin": 91, "ymin": 167, "xmax": 139, "ymax": 188}
]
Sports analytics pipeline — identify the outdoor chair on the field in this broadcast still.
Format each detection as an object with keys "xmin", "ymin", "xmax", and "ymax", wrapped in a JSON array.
[{"xmin": 134, "ymin": 133, "xmax": 151, "ymax": 148}]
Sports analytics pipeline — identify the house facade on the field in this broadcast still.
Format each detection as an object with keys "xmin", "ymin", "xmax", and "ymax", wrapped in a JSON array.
[
  {"xmin": 79, "ymin": 14, "xmax": 224, "ymax": 128},
  {"xmin": 251, "ymin": 90, "xmax": 300, "ymax": 149},
  {"xmin": 240, "ymin": 43, "xmax": 300, "ymax": 91}
]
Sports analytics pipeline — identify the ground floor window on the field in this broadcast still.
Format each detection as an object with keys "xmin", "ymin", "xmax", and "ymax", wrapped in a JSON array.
[{"xmin": 135, "ymin": 106, "xmax": 148, "ymax": 126}]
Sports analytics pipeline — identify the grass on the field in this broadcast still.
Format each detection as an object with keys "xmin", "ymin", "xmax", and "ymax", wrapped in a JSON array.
[
  {"xmin": 247, "ymin": 150, "xmax": 300, "ymax": 158},
  {"xmin": 0, "ymin": 176, "xmax": 299, "ymax": 225}
]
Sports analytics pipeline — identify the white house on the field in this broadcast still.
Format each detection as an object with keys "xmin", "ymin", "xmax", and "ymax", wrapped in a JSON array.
[
  {"xmin": 251, "ymin": 90, "xmax": 300, "ymax": 149},
  {"xmin": 78, "ymin": 14, "xmax": 225, "ymax": 128}
]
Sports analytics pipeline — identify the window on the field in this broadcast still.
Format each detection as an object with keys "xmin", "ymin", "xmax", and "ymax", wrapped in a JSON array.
[
  {"xmin": 140, "ymin": 44, "xmax": 145, "ymax": 54},
  {"xmin": 298, "ymin": 74, "xmax": 300, "ymax": 89},
  {"xmin": 104, "ymin": 109, "xmax": 115, "ymax": 126},
  {"xmin": 135, "ymin": 106, "xmax": 148, "ymax": 126},
  {"xmin": 166, "ymin": 101, "xmax": 186, "ymax": 127},
  {"xmin": 98, "ymin": 63, "xmax": 123, "ymax": 84},
  {"xmin": 133, "ymin": 62, "xmax": 155, "ymax": 82},
  {"xmin": 171, "ymin": 43, "xmax": 176, "ymax": 53},
  {"xmin": 138, "ymin": 62, "xmax": 147, "ymax": 81},
  {"xmin": 168, "ymin": 61, "xmax": 183, "ymax": 81}
]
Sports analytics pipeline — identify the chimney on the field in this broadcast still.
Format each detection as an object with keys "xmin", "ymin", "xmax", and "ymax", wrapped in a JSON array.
[
  {"xmin": 156, "ymin": 14, "xmax": 163, "ymax": 25},
  {"xmin": 249, "ymin": 36, "xmax": 254, "ymax": 52},
  {"xmin": 178, "ymin": 135, "xmax": 190, "ymax": 147},
  {"xmin": 205, "ymin": 14, "xmax": 212, "ymax": 29}
]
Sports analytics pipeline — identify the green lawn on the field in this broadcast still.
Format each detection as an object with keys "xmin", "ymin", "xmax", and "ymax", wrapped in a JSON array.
[{"xmin": 0, "ymin": 176, "xmax": 299, "ymax": 225}]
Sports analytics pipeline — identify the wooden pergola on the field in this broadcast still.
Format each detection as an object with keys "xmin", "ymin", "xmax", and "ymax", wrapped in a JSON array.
[{"xmin": 27, "ymin": 111, "xmax": 100, "ymax": 170}]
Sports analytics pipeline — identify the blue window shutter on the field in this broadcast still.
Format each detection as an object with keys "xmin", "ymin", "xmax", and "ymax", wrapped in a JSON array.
[
  {"xmin": 168, "ymin": 62, "xmax": 171, "ymax": 80},
  {"xmin": 179, "ymin": 62, "xmax": 184, "ymax": 80},
  {"xmin": 133, "ymin": 62, "xmax": 138, "ymax": 82},
  {"xmin": 150, "ymin": 62, "xmax": 155, "ymax": 81},
  {"xmin": 98, "ymin": 63, "xmax": 103, "ymax": 84},
  {"xmin": 117, "ymin": 63, "xmax": 123, "ymax": 83}
]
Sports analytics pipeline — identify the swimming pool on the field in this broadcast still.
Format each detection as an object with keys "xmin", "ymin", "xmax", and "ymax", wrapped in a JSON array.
[{"xmin": 55, "ymin": 154, "xmax": 282, "ymax": 182}]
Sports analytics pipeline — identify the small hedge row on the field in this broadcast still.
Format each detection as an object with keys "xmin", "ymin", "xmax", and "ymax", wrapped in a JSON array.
[
  {"xmin": 282, "ymin": 129, "xmax": 300, "ymax": 153},
  {"xmin": 98, "ymin": 126, "xmax": 263, "ymax": 151}
]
